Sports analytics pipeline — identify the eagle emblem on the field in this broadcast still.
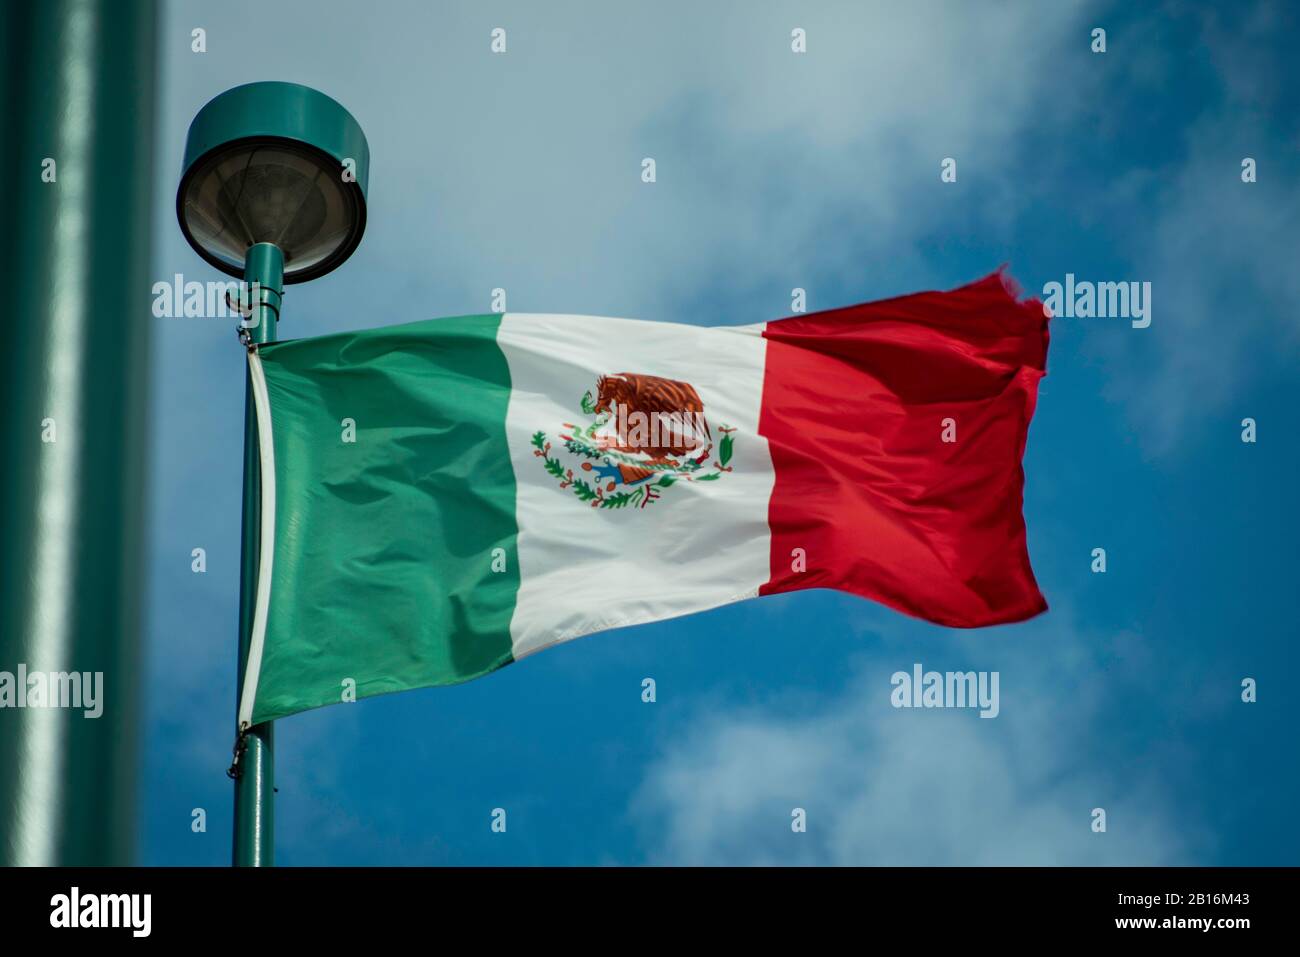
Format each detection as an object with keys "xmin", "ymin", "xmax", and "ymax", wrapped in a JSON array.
[{"xmin": 532, "ymin": 372, "xmax": 736, "ymax": 508}]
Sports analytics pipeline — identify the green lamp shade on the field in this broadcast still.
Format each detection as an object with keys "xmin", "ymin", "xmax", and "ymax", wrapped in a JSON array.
[{"xmin": 177, "ymin": 82, "xmax": 369, "ymax": 283}]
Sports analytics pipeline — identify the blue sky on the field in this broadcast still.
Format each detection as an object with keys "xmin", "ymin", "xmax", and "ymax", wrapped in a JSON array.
[{"xmin": 140, "ymin": 0, "xmax": 1299, "ymax": 864}]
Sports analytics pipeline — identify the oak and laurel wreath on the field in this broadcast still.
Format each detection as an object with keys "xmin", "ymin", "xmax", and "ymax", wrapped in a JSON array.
[{"xmin": 532, "ymin": 390, "xmax": 736, "ymax": 508}]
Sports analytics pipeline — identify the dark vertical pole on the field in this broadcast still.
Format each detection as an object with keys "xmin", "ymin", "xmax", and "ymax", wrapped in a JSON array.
[
  {"xmin": 233, "ymin": 242, "xmax": 282, "ymax": 866},
  {"xmin": 0, "ymin": 0, "xmax": 158, "ymax": 865}
]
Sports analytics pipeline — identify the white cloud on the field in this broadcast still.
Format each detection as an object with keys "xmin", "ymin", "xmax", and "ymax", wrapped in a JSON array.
[
  {"xmin": 633, "ymin": 604, "xmax": 1191, "ymax": 865},
  {"xmin": 220, "ymin": 0, "xmax": 1092, "ymax": 326}
]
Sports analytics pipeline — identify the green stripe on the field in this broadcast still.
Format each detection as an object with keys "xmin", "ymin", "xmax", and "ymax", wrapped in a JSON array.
[{"xmin": 250, "ymin": 314, "xmax": 519, "ymax": 723}]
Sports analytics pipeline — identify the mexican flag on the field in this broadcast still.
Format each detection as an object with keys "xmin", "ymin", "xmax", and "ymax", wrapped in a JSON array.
[{"xmin": 239, "ymin": 270, "xmax": 1049, "ymax": 726}]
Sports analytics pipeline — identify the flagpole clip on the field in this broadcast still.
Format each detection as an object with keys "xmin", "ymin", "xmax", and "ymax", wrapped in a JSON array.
[
  {"xmin": 228, "ymin": 281, "xmax": 281, "ymax": 352},
  {"xmin": 226, "ymin": 724, "xmax": 251, "ymax": 780}
]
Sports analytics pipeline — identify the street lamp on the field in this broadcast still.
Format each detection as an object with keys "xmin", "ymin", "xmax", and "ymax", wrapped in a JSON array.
[{"xmin": 176, "ymin": 81, "xmax": 370, "ymax": 866}]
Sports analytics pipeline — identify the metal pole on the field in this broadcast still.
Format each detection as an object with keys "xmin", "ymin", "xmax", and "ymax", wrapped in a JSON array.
[
  {"xmin": 233, "ymin": 242, "xmax": 283, "ymax": 866},
  {"xmin": 0, "ymin": 0, "xmax": 157, "ymax": 866}
]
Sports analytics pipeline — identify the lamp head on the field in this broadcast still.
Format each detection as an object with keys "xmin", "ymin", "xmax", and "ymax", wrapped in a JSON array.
[{"xmin": 176, "ymin": 82, "xmax": 369, "ymax": 283}]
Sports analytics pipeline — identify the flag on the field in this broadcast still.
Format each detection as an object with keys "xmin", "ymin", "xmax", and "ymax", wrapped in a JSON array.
[{"xmin": 238, "ymin": 269, "xmax": 1049, "ymax": 726}]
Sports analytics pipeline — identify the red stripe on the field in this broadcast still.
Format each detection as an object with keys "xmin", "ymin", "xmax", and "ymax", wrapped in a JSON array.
[{"xmin": 758, "ymin": 269, "xmax": 1049, "ymax": 628}]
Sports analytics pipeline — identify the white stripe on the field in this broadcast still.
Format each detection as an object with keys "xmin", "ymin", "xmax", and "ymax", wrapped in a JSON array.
[
  {"xmin": 237, "ymin": 349, "xmax": 278, "ymax": 730},
  {"xmin": 497, "ymin": 314, "xmax": 774, "ymax": 661}
]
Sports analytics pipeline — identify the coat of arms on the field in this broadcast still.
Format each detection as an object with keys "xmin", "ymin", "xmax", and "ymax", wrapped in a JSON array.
[{"xmin": 532, "ymin": 372, "xmax": 736, "ymax": 508}]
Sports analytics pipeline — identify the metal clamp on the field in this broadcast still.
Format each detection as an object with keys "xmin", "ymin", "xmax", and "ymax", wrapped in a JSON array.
[{"xmin": 226, "ymin": 727, "xmax": 250, "ymax": 780}]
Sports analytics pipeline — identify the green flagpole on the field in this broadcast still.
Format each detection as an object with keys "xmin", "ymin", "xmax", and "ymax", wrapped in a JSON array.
[
  {"xmin": 174, "ymin": 80, "xmax": 370, "ymax": 867},
  {"xmin": 0, "ymin": 0, "xmax": 157, "ymax": 866},
  {"xmin": 232, "ymin": 242, "xmax": 282, "ymax": 866}
]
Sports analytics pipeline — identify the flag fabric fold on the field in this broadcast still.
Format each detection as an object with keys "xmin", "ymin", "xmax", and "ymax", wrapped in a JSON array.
[{"xmin": 239, "ymin": 270, "xmax": 1049, "ymax": 726}]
